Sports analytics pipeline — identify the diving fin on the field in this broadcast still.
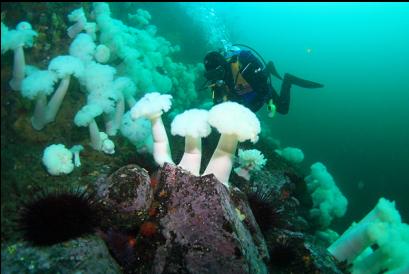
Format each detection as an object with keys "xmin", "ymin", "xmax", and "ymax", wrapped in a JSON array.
[
  {"xmin": 284, "ymin": 73, "xmax": 324, "ymax": 89},
  {"xmin": 265, "ymin": 61, "xmax": 283, "ymax": 80}
]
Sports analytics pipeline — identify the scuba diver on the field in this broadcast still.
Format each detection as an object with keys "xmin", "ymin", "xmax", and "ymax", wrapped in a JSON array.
[{"xmin": 203, "ymin": 44, "xmax": 324, "ymax": 116}]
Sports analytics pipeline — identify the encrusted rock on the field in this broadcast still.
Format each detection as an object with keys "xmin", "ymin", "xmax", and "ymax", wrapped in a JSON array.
[
  {"xmin": 93, "ymin": 164, "xmax": 153, "ymax": 230},
  {"xmin": 1, "ymin": 235, "xmax": 122, "ymax": 274},
  {"xmin": 151, "ymin": 163, "xmax": 269, "ymax": 274},
  {"xmin": 90, "ymin": 164, "xmax": 343, "ymax": 274},
  {"xmin": 266, "ymin": 229, "xmax": 344, "ymax": 274}
]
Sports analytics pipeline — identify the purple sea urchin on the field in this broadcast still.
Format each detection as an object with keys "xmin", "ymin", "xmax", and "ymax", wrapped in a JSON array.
[
  {"xmin": 18, "ymin": 188, "xmax": 101, "ymax": 246},
  {"xmin": 268, "ymin": 237, "xmax": 297, "ymax": 269},
  {"xmin": 247, "ymin": 185, "xmax": 285, "ymax": 233}
]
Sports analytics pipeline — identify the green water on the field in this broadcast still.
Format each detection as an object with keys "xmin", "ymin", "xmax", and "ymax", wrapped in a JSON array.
[{"xmin": 142, "ymin": 2, "xmax": 409, "ymax": 230}]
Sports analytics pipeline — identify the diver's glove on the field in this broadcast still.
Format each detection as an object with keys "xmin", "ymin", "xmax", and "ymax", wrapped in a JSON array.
[{"xmin": 267, "ymin": 99, "xmax": 276, "ymax": 118}]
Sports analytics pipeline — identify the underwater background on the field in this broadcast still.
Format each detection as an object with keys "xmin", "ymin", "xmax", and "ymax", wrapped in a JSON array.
[
  {"xmin": 1, "ymin": 1, "xmax": 408, "ymax": 266},
  {"xmin": 207, "ymin": 2, "xmax": 409, "ymax": 231},
  {"xmin": 138, "ymin": 2, "xmax": 409, "ymax": 231}
]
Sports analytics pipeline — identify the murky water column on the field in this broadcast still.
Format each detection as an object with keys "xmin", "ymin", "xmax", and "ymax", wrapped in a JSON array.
[{"xmin": 179, "ymin": 3, "xmax": 232, "ymax": 51}]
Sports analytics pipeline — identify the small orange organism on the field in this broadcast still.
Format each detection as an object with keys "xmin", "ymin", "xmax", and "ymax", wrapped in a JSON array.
[
  {"xmin": 159, "ymin": 190, "xmax": 167, "ymax": 198},
  {"xmin": 150, "ymin": 175, "xmax": 158, "ymax": 188},
  {"xmin": 127, "ymin": 236, "xmax": 137, "ymax": 247},
  {"xmin": 148, "ymin": 206, "xmax": 157, "ymax": 217},
  {"xmin": 140, "ymin": 221, "xmax": 158, "ymax": 237},
  {"xmin": 302, "ymin": 254, "xmax": 311, "ymax": 266},
  {"xmin": 280, "ymin": 189, "xmax": 290, "ymax": 200}
]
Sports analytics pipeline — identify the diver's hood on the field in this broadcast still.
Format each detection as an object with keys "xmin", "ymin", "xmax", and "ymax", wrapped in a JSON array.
[
  {"xmin": 203, "ymin": 65, "xmax": 225, "ymax": 82},
  {"xmin": 204, "ymin": 51, "xmax": 227, "ymax": 71}
]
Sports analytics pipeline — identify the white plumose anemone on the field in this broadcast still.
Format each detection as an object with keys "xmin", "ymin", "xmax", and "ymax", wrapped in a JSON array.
[
  {"xmin": 130, "ymin": 92, "xmax": 173, "ymax": 166},
  {"xmin": 42, "ymin": 144, "xmax": 74, "ymax": 176},
  {"xmin": 171, "ymin": 109, "xmax": 211, "ymax": 175},
  {"xmin": 203, "ymin": 102, "xmax": 261, "ymax": 186}
]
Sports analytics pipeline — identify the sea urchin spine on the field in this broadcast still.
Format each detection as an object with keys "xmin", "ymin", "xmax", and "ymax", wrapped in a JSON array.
[{"xmin": 18, "ymin": 188, "xmax": 102, "ymax": 246}]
